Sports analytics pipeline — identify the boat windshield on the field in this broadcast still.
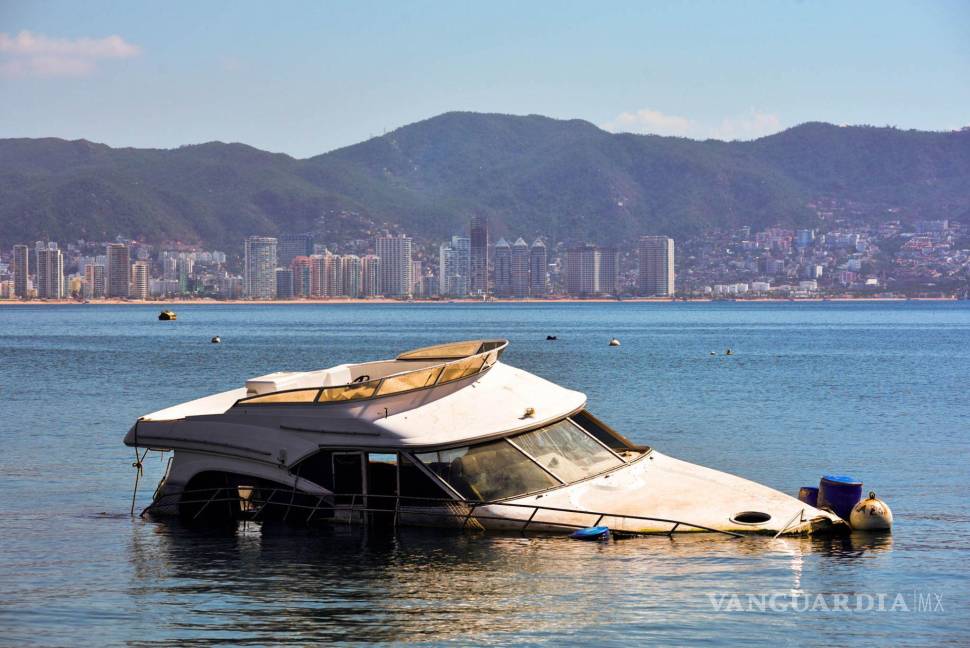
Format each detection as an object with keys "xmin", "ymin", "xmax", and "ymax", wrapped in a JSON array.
[
  {"xmin": 510, "ymin": 419, "xmax": 623, "ymax": 482},
  {"xmin": 415, "ymin": 418, "xmax": 625, "ymax": 502},
  {"xmin": 416, "ymin": 440, "xmax": 559, "ymax": 501}
]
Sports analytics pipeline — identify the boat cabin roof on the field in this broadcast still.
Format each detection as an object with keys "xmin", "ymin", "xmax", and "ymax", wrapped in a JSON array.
[
  {"xmin": 138, "ymin": 339, "xmax": 585, "ymax": 447},
  {"xmin": 129, "ymin": 339, "xmax": 603, "ymax": 462}
]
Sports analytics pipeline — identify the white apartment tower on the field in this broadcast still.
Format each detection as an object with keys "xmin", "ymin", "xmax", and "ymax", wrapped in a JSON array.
[
  {"xmin": 130, "ymin": 260, "xmax": 150, "ymax": 300},
  {"xmin": 361, "ymin": 255, "xmax": 381, "ymax": 297},
  {"xmin": 439, "ymin": 236, "xmax": 470, "ymax": 297},
  {"xmin": 244, "ymin": 236, "xmax": 278, "ymax": 299},
  {"xmin": 375, "ymin": 235, "xmax": 413, "ymax": 297},
  {"xmin": 35, "ymin": 242, "xmax": 64, "ymax": 299},
  {"xmin": 638, "ymin": 236, "xmax": 675, "ymax": 297}
]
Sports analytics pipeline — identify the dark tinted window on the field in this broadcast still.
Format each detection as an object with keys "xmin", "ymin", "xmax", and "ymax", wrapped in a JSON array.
[{"xmin": 570, "ymin": 410, "xmax": 639, "ymax": 451}]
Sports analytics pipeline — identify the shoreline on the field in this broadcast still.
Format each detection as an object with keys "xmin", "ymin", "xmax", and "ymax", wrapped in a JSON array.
[{"xmin": 0, "ymin": 296, "xmax": 960, "ymax": 306}]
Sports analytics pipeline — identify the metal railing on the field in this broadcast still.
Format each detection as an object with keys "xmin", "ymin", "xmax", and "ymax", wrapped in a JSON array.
[{"xmin": 142, "ymin": 486, "xmax": 743, "ymax": 538}]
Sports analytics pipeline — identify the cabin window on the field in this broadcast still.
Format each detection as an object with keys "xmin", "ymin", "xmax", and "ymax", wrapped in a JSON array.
[
  {"xmin": 416, "ymin": 440, "xmax": 559, "ymax": 502},
  {"xmin": 570, "ymin": 410, "xmax": 644, "ymax": 453},
  {"xmin": 399, "ymin": 455, "xmax": 452, "ymax": 506},
  {"xmin": 510, "ymin": 419, "xmax": 623, "ymax": 482}
]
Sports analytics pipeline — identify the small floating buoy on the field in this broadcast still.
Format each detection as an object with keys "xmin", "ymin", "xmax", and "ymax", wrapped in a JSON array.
[
  {"xmin": 570, "ymin": 526, "xmax": 610, "ymax": 541},
  {"xmin": 725, "ymin": 348, "xmax": 733, "ymax": 355},
  {"xmin": 158, "ymin": 310, "xmax": 176, "ymax": 321},
  {"xmin": 211, "ymin": 336, "xmax": 221, "ymax": 344},
  {"xmin": 546, "ymin": 335, "xmax": 557, "ymax": 341},
  {"xmin": 849, "ymin": 491, "xmax": 893, "ymax": 532},
  {"xmin": 609, "ymin": 338, "xmax": 620, "ymax": 347},
  {"xmin": 709, "ymin": 351, "xmax": 716, "ymax": 356}
]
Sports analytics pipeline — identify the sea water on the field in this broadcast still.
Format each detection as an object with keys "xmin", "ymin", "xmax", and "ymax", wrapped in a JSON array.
[{"xmin": 1, "ymin": 302, "xmax": 968, "ymax": 645}]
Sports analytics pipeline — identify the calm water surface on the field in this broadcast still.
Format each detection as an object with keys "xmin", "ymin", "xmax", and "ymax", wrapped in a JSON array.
[{"xmin": 1, "ymin": 302, "xmax": 968, "ymax": 645}]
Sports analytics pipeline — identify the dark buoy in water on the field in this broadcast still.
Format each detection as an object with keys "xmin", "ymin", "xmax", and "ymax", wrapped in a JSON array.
[
  {"xmin": 158, "ymin": 309, "xmax": 176, "ymax": 321},
  {"xmin": 609, "ymin": 338, "xmax": 620, "ymax": 347},
  {"xmin": 546, "ymin": 335, "xmax": 557, "ymax": 340},
  {"xmin": 709, "ymin": 351, "xmax": 716, "ymax": 356},
  {"xmin": 570, "ymin": 526, "xmax": 610, "ymax": 541},
  {"xmin": 211, "ymin": 336, "xmax": 221, "ymax": 344},
  {"xmin": 725, "ymin": 348, "xmax": 733, "ymax": 355}
]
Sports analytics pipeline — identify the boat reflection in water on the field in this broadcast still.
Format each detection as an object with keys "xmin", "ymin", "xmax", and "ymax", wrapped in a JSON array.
[{"xmin": 126, "ymin": 520, "xmax": 893, "ymax": 645}]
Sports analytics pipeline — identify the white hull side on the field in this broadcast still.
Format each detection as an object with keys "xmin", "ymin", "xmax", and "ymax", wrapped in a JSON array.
[{"xmin": 484, "ymin": 451, "xmax": 845, "ymax": 535}]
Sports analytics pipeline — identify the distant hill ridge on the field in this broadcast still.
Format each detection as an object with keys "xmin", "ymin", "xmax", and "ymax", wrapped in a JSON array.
[{"xmin": 2, "ymin": 112, "xmax": 969, "ymax": 247}]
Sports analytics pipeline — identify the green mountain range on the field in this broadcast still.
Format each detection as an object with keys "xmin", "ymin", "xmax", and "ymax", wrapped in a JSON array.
[{"xmin": 2, "ymin": 112, "xmax": 969, "ymax": 248}]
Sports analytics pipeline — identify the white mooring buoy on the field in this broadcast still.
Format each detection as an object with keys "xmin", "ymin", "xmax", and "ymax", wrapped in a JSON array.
[
  {"xmin": 609, "ymin": 338, "xmax": 620, "ymax": 347},
  {"xmin": 849, "ymin": 491, "xmax": 893, "ymax": 532},
  {"xmin": 211, "ymin": 336, "xmax": 221, "ymax": 344}
]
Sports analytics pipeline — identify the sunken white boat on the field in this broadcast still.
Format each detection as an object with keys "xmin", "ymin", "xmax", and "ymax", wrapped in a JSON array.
[{"xmin": 125, "ymin": 339, "xmax": 848, "ymax": 536}]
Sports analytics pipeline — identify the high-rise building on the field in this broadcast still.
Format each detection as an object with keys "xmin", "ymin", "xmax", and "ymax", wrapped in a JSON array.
[
  {"xmin": 342, "ymin": 255, "xmax": 362, "ymax": 298},
  {"xmin": 361, "ymin": 255, "xmax": 381, "ymax": 297},
  {"xmin": 216, "ymin": 275, "xmax": 243, "ymax": 299},
  {"xmin": 176, "ymin": 257, "xmax": 193, "ymax": 293},
  {"xmin": 511, "ymin": 238, "xmax": 531, "ymax": 298},
  {"xmin": 161, "ymin": 254, "xmax": 178, "ymax": 282},
  {"xmin": 290, "ymin": 256, "xmax": 312, "ymax": 297},
  {"xmin": 12, "ymin": 244, "xmax": 29, "ymax": 298},
  {"xmin": 566, "ymin": 245, "xmax": 596, "ymax": 297},
  {"xmin": 493, "ymin": 238, "xmax": 512, "ymax": 296},
  {"xmin": 470, "ymin": 216, "xmax": 489, "ymax": 295},
  {"xmin": 410, "ymin": 260, "xmax": 424, "ymax": 296},
  {"xmin": 130, "ymin": 260, "xmax": 150, "ymax": 300},
  {"xmin": 278, "ymin": 233, "xmax": 315, "ymax": 268},
  {"xmin": 565, "ymin": 244, "xmax": 617, "ymax": 297},
  {"xmin": 598, "ymin": 247, "xmax": 618, "ymax": 296},
  {"xmin": 106, "ymin": 243, "xmax": 130, "ymax": 298},
  {"xmin": 375, "ymin": 235, "xmax": 413, "ymax": 297},
  {"xmin": 84, "ymin": 264, "xmax": 105, "ymax": 298},
  {"xmin": 275, "ymin": 268, "xmax": 294, "ymax": 299},
  {"xmin": 35, "ymin": 242, "xmax": 64, "ymax": 299},
  {"xmin": 493, "ymin": 238, "xmax": 512, "ymax": 297},
  {"xmin": 438, "ymin": 236, "xmax": 470, "ymax": 297},
  {"xmin": 309, "ymin": 254, "xmax": 327, "ymax": 296},
  {"xmin": 244, "ymin": 236, "xmax": 278, "ymax": 299},
  {"xmin": 529, "ymin": 238, "xmax": 548, "ymax": 296},
  {"xmin": 327, "ymin": 253, "xmax": 344, "ymax": 297},
  {"xmin": 304, "ymin": 251, "xmax": 355, "ymax": 297},
  {"xmin": 638, "ymin": 236, "xmax": 675, "ymax": 296}
]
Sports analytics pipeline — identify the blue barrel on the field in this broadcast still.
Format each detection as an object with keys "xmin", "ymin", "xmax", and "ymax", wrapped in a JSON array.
[
  {"xmin": 798, "ymin": 486, "xmax": 819, "ymax": 508},
  {"xmin": 818, "ymin": 475, "xmax": 863, "ymax": 520}
]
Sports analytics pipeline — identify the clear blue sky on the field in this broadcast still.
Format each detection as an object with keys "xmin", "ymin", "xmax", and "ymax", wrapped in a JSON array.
[{"xmin": 1, "ymin": 0, "xmax": 967, "ymax": 157}]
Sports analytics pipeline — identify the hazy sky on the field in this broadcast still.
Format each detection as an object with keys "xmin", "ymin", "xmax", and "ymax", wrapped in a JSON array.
[{"xmin": 1, "ymin": 0, "xmax": 967, "ymax": 157}]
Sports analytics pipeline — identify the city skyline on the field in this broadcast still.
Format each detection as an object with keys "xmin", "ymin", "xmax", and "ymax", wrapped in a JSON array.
[{"xmin": 8, "ymin": 207, "xmax": 967, "ymax": 301}]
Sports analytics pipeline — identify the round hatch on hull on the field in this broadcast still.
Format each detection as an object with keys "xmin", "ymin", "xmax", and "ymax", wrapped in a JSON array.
[{"xmin": 730, "ymin": 511, "xmax": 772, "ymax": 525}]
